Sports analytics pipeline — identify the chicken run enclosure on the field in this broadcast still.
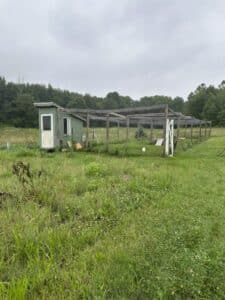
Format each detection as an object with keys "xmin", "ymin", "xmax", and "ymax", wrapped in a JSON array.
[{"xmin": 66, "ymin": 104, "xmax": 211, "ymax": 157}]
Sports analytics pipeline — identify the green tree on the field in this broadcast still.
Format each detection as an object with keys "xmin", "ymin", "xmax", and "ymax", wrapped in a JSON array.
[{"xmin": 11, "ymin": 93, "xmax": 38, "ymax": 127}]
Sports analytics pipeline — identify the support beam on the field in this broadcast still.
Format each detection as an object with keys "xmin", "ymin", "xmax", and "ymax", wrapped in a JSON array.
[
  {"xmin": 117, "ymin": 121, "xmax": 120, "ymax": 141},
  {"xmin": 199, "ymin": 121, "xmax": 202, "ymax": 141},
  {"xmin": 185, "ymin": 121, "xmax": 188, "ymax": 138},
  {"xmin": 86, "ymin": 113, "xmax": 90, "ymax": 148},
  {"xmin": 190, "ymin": 122, "xmax": 193, "ymax": 143},
  {"xmin": 209, "ymin": 121, "xmax": 212, "ymax": 137},
  {"xmin": 164, "ymin": 104, "xmax": 169, "ymax": 156},
  {"xmin": 110, "ymin": 112, "xmax": 126, "ymax": 119},
  {"xmin": 150, "ymin": 120, "xmax": 153, "ymax": 142},
  {"xmin": 204, "ymin": 121, "xmax": 207, "ymax": 137},
  {"xmin": 125, "ymin": 116, "xmax": 130, "ymax": 152},
  {"xmin": 105, "ymin": 113, "xmax": 109, "ymax": 152},
  {"xmin": 176, "ymin": 116, "xmax": 180, "ymax": 147}
]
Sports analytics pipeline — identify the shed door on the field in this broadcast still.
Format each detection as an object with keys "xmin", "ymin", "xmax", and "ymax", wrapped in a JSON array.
[{"xmin": 41, "ymin": 114, "xmax": 54, "ymax": 149}]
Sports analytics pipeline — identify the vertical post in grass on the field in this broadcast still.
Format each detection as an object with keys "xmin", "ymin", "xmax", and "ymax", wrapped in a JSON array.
[
  {"xmin": 106, "ymin": 113, "xmax": 109, "ymax": 152},
  {"xmin": 86, "ymin": 113, "xmax": 90, "ymax": 149},
  {"xmin": 117, "ymin": 121, "xmax": 120, "ymax": 141},
  {"xmin": 125, "ymin": 116, "xmax": 129, "ymax": 152},
  {"xmin": 204, "ymin": 121, "xmax": 207, "ymax": 138},
  {"xmin": 209, "ymin": 121, "xmax": 212, "ymax": 137},
  {"xmin": 150, "ymin": 120, "xmax": 153, "ymax": 142},
  {"xmin": 176, "ymin": 116, "xmax": 180, "ymax": 146},
  {"xmin": 190, "ymin": 121, "xmax": 193, "ymax": 143},
  {"xmin": 92, "ymin": 128, "xmax": 95, "ymax": 141},
  {"xmin": 199, "ymin": 121, "xmax": 202, "ymax": 141},
  {"xmin": 184, "ymin": 120, "xmax": 187, "ymax": 138},
  {"xmin": 164, "ymin": 104, "xmax": 169, "ymax": 156}
]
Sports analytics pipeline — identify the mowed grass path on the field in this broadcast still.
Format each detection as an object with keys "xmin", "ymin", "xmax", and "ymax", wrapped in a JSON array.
[{"xmin": 0, "ymin": 129, "xmax": 225, "ymax": 299}]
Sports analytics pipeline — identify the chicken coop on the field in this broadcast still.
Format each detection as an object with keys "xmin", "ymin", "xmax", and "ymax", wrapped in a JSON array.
[{"xmin": 34, "ymin": 102, "xmax": 85, "ymax": 150}]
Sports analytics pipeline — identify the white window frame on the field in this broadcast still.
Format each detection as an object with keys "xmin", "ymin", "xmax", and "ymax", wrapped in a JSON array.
[{"xmin": 41, "ymin": 114, "xmax": 53, "ymax": 132}]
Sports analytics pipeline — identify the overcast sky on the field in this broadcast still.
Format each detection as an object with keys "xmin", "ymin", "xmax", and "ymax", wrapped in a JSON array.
[{"xmin": 1, "ymin": 0, "xmax": 225, "ymax": 100}]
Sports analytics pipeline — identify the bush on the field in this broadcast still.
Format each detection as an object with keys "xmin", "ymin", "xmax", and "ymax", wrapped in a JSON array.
[
  {"xmin": 135, "ymin": 126, "xmax": 147, "ymax": 139},
  {"xmin": 85, "ymin": 162, "xmax": 106, "ymax": 177}
]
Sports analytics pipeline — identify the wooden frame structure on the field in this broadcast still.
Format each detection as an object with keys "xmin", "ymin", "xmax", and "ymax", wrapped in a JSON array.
[{"xmin": 65, "ymin": 104, "xmax": 212, "ymax": 156}]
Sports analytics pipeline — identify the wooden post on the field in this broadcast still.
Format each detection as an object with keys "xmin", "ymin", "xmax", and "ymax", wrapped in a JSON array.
[
  {"xmin": 125, "ymin": 116, "xmax": 129, "ymax": 151},
  {"xmin": 185, "ymin": 121, "xmax": 187, "ymax": 138},
  {"xmin": 150, "ymin": 120, "xmax": 153, "ymax": 142},
  {"xmin": 105, "ymin": 113, "xmax": 109, "ymax": 152},
  {"xmin": 190, "ymin": 122, "xmax": 193, "ymax": 143},
  {"xmin": 204, "ymin": 121, "xmax": 207, "ymax": 138},
  {"xmin": 199, "ymin": 121, "xmax": 202, "ymax": 141},
  {"xmin": 177, "ymin": 116, "xmax": 180, "ymax": 143},
  {"xmin": 164, "ymin": 104, "xmax": 169, "ymax": 156},
  {"xmin": 86, "ymin": 113, "xmax": 90, "ymax": 148},
  {"xmin": 117, "ymin": 121, "xmax": 120, "ymax": 141},
  {"xmin": 209, "ymin": 121, "xmax": 212, "ymax": 137}
]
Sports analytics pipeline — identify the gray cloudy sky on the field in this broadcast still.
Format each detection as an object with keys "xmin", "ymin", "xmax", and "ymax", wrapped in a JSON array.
[{"xmin": 1, "ymin": 0, "xmax": 225, "ymax": 99}]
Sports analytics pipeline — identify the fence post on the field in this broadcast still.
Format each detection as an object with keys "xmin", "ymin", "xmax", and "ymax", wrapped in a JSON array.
[
  {"xmin": 105, "ymin": 113, "xmax": 109, "ymax": 152},
  {"xmin": 150, "ymin": 120, "xmax": 153, "ymax": 142},
  {"xmin": 190, "ymin": 122, "xmax": 193, "ymax": 143},
  {"xmin": 125, "ymin": 116, "xmax": 129, "ymax": 152},
  {"xmin": 185, "ymin": 121, "xmax": 187, "ymax": 138},
  {"xmin": 164, "ymin": 104, "xmax": 169, "ymax": 156},
  {"xmin": 86, "ymin": 113, "xmax": 90, "ymax": 149},
  {"xmin": 199, "ymin": 121, "xmax": 202, "ymax": 141},
  {"xmin": 177, "ymin": 116, "xmax": 180, "ymax": 144}
]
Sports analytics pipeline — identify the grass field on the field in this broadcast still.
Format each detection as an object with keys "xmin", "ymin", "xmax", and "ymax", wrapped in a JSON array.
[{"xmin": 0, "ymin": 127, "xmax": 225, "ymax": 299}]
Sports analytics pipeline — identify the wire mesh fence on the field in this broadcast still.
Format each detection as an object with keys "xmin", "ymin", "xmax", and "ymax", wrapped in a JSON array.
[{"xmin": 85, "ymin": 117, "xmax": 211, "ymax": 157}]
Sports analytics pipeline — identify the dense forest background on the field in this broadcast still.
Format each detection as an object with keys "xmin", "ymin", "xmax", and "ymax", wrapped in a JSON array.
[{"xmin": 0, "ymin": 76, "xmax": 225, "ymax": 127}]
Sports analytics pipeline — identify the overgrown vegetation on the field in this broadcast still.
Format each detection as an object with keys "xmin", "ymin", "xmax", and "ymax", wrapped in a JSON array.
[{"xmin": 0, "ymin": 128, "xmax": 225, "ymax": 299}]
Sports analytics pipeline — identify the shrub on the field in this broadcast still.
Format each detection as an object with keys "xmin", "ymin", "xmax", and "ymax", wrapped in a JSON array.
[
  {"xmin": 135, "ymin": 126, "xmax": 147, "ymax": 139},
  {"xmin": 85, "ymin": 162, "xmax": 106, "ymax": 177}
]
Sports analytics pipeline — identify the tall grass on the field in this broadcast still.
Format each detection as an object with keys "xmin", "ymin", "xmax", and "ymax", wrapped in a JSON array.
[{"xmin": 0, "ymin": 128, "xmax": 225, "ymax": 298}]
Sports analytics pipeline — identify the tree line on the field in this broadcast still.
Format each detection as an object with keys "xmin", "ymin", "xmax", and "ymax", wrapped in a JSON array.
[{"xmin": 0, "ymin": 76, "xmax": 224, "ymax": 127}]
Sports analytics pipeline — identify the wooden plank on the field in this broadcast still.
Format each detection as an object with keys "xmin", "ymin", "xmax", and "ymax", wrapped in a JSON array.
[
  {"xmin": 150, "ymin": 120, "xmax": 153, "ymax": 142},
  {"xmin": 209, "ymin": 121, "xmax": 212, "ymax": 137},
  {"xmin": 199, "ymin": 121, "xmax": 202, "ymax": 140},
  {"xmin": 204, "ymin": 121, "xmax": 207, "ymax": 137},
  {"xmin": 185, "ymin": 121, "xmax": 188, "ymax": 138},
  {"xmin": 68, "ymin": 104, "xmax": 168, "ymax": 115},
  {"xmin": 105, "ymin": 113, "xmax": 109, "ymax": 152},
  {"xmin": 164, "ymin": 104, "xmax": 169, "ymax": 156},
  {"xmin": 86, "ymin": 113, "xmax": 90, "ymax": 148},
  {"xmin": 177, "ymin": 116, "xmax": 180, "ymax": 143},
  {"xmin": 110, "ymin": 112, "xmax": 126, "ymax": 119},
  {"xmin": 125, "ymin": 116, "xmax": 130, "ymax": 151}
]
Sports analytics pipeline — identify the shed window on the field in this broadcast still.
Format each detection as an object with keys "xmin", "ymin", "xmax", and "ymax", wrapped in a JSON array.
[
  {"xmin": 43, "ymin": 116, "xmax": 51, "ymax": 130},
  {"xmin": 63, "ymin": 118, "xmax": 68, "ymax": 135}
]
